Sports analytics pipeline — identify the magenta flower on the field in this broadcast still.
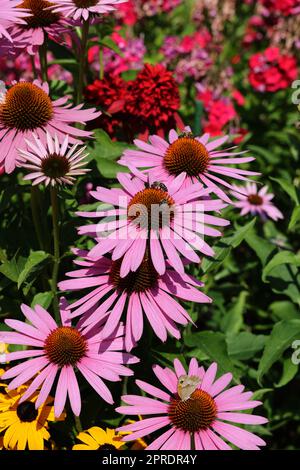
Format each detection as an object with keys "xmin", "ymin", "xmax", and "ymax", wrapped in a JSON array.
[
  {"xmin": 77, "ymin": 172, "xmax": 229, "ymax": 277},
  {"xmin": 231, "ymin": 182, "xmax": 283, "ymax": 221},
  {"xmin": 0, "ymin": 1, "xmax": 30, "ymax": 42},
  {"xmin": 119, "ymin": 127, "xmax": 259, "ymax": 202},
  {"xmin": 116, "ymin": 358, "xmax": 268, "ymax": 450},
  {"xmin": 0, "ymin": 79, "xmax": 101, "ymax": 173},
  {"xmin": 0, "ymin": 300, "xmax": 138, "ymax": 417},
  {"xmin": 9, "ymin": 0, "xmax": 68, "ymax": 55},
  {"xmin": 51, "ymin": 0, "xmax": 128, "ymax": 21},
  {"xmin": 58, "ymin": 249, "xmax": 212, "ymax": 350},
  {"xmin": 20, "ymin": 132, "xmax": 90, "ymax": 186}
]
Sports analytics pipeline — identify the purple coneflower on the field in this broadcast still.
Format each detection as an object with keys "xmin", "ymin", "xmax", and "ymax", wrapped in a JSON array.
[
  {"xmin": 0, "ymin": 300, "xmax": 138, "ymax": 417},
  {"xmin": 0, "ymin": 79, "xmax": 100, "ymax": 173},
  {"xmin": 116, "ymin": 358, "xmax": 268, "ymax": 450},
  {"xmin": 119, "ymin": 127, "xmax": 259, "ymax": 202}
]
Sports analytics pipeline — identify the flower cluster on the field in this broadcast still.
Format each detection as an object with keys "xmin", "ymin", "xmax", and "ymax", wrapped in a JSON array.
[
  {"xmin": 248, "ymin": 46, "xmax": 298, "ymax": 92},
  {"xmin": 85, "ymin": 63, "xmax": 181, "ymax": 139}
]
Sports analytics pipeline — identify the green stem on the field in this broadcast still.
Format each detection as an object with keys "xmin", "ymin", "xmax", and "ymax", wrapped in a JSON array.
[
  {"xmin": 30, "ymin": 187, "xmax": 44, "ymax": 250},
  {"xmin": 76, "ymin": 19, "xmax": 90, "ymax": 104},
  {"xmin": 99, "ymin": 45, "xmax": 104, "ymax": 80},
  {"xmin": 39, "ymin": 40, "xmax": 49, "ymax": 83},
  {"xmin": 30, "ymin": 55, "xmax": 38, "ymax": 80},
  {"xmin": 50, "ymin": 186, "xmax": 60, "ymax": 323},
  {"xmin": 74, "ymin": 414, "xmax": 83, "ymax": 434}
]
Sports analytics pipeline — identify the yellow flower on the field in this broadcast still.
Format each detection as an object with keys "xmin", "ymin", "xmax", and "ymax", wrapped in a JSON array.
[
  {"xmin": 0, "ymin": 385, "xmax": 66, "ymax": 450},
  {"xmin": 73, "ymin": 423, "xmax": 147, "ymax": 451},
  {"xmin": 73, "ymin": 427, "xmax": 125, "ymax": 450}
]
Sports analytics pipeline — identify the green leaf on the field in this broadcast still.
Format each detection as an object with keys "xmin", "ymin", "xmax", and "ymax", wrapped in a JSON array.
[
  {"xmin": 184, "ymin": 330, "xmax": 239, "ymax": 379},
  {"xmin": 275, "ymin": 358, "xmax": 298, "ymax": 388},
  {"xmin": 258, "ymin": 320, "xmax": 300, "ymax": 384},
  {"xmin": 97, "ymin": 159, "xmax": 128, "ymax": 179},
  {"xmin": 270, "ymin": 177, "xmax": 299, "ymax": 205},
  {"xmin": 245, "ymin": 230, "xmax": 275, "ymax": 266},
  {"xmin": 31, "ymin": 292, "xmax": 53, "ymax": 309},
  {"xmin": 202, "ymin": 219, "xmax": 256, "ymax": 273},
  {"xmin": 0, "ymin": 255, "xmax": 26, "ymax": 283},
  {"xmin": 17, "ymin": 251, "xmax": 50, "ymax": 289},
  {"xmin": 227, "ymin": 332, "xmax": 266, "ymax": 360},
  {"xmin": 288, "ymin": 206, "xmax": 300, "ymax": 232},
  {"xmin": 262, "ymin": 251, "xmax": 300, "ymax": 282},
  {"xmin": 88, "ymin": 130, "xmax": 131, "ymax": 179},
  {"xmin": 269, "ymin": 301, "xmax": 299, "ymax": 321},
  {"xmin": 98, "ymin": 37, "xmax": 123, "ymax": 56},
  {"xmin": 221, "ymin": 291, "xmax": 248, "ymax": 334},
  {"xmin": 225, "ymin": 218, "xmax": 257, "ymax": 248}
]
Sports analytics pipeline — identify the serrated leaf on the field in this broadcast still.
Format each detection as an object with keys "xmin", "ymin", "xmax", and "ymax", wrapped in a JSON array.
[
  {"xmin": 17, "ymin": 251, "xmax": 50, "ymax": 289},
  {"xmin": 258, "ymin": 320, "xmax": 300, "ymax": 384}
]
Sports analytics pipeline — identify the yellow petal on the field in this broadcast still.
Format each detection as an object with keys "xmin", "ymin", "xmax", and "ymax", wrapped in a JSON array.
[
  {"xmin": 87, "ymin": 427, "xmax": 108, "ymax": 445},
  {"xmin": 17, "ymin": 422, "xmax": 29, "ymax": 450},
  {"xmin": 76, "ymin": 431, "xmax": 98, "ymax": 449},
  {"xmin": 28, "ymin": 423, "xmax": 44, "ymax": 450},
  {"xmin": 4, "ymin": 422, "xmax": 20, "ymax": 449},
  {"xmin": 73, "ymin": 444, "xmax": 93, "ymax": 451}
]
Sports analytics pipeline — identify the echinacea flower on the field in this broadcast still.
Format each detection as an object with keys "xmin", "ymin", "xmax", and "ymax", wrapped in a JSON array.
[
  {"xmin": 77, "ymin": 172, "xmax": 229, "ymax": 277},
  {"xmin": 58, "ymin": 248, "xmax": 211, "ymax": 350},
  {"xmin": 19, "ymin": 132, "xmax": 90, "ymax": 186},
  {"xmin": 73, "ymin": 426, "xmax": 126, "ymax": 450},
  {"xmin": 116, "ymin": 358, "xmax": 268, "ymax": 450},
  {"xmin": 0, "ymin": 385, "xmax": 65, "ymax": 450},
  {"xmin": 50, "ymin": 0, "xmax": 128, "ymax": 21},
  {"xmin": 231, "ymin": 182, "xmax": 283, "ymax": 221},
  {"xmin": 119, "ymin": 127, "xmax": 259, "ymax": 202},
  {"xmin": 0, "ymin": 1, "xmax": 30, "ymax": 42},
  {"xmin": 0, "ymin": 79, "xmax": 101, "ymax": 173},
  {"xmin": 9, "ymin": 0, "xmax": 68, "ymax": 55},
  {"xmin": 0, "ymin": 300, "xmax": 138, "ymax": 417}
]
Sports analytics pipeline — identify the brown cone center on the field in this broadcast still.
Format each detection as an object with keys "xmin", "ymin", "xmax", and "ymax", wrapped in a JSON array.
[
  {"xmin": 44, "ymin": 327, "xmax": 87, "ymax": 367},
  {"xmin": 164, "ymin": 137, "xmax": 210, "ymax": 177},
  {"xmin": 0, "ymin": 82, "xmax": 53, "ymax": 131},
  {"xmin": 169, "ymin": 389, "xmax": 217, "ymax": 432},
  {"xmin": 19, "ymin": 0, "xmax": 61, "ymax": 28}
]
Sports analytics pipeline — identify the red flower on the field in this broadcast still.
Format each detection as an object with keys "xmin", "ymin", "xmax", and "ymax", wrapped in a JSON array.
[
  {"xmin": 259, "ymin": 0, "xmax": 299, "ymax": 16},
  {"xmin": 249, "ymin": 47, "xmax": 298, "ymax": 92},
  {"xmin": 84, "ymin": 74, "xmax": 129, "ymax": 136},
  {"xmin": 126, "ymin": 63, "xmax": 181, "ymax": 135},
  {"xmin": 232, "ymin": 89, "xmax": 245, "ymax": 106},
  {"xmin": 204, "ymin": 100, "xmax": 237, "ymax": 136}
]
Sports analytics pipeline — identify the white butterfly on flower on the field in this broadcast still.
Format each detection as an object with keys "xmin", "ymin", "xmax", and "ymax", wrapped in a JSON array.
[{"xmin": 177, "ymin": 375, "xmax": 201, "ymax": 401}]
